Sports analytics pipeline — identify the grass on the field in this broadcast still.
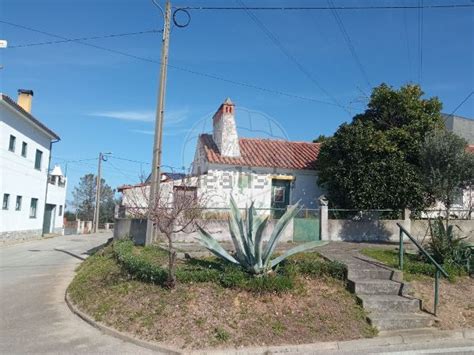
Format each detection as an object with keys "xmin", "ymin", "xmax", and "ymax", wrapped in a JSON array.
[
  {"xmin": 114, "ymin": 239, "xmax": 346, "ymax": 293},
  {"xmin": 68, "ymin": 241, "xmax": 375, "ymax": 349},
  {"xmin": 360, "ymin": 247, "xmax": 467, "ymax": 281}
]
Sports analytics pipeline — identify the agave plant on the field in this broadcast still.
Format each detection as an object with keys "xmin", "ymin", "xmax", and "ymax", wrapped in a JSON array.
[{"xmin": 196, "ymin": 196, "xmax": 327, "ymax": 275}]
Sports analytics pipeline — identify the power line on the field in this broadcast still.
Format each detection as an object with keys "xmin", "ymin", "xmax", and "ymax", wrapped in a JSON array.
[
  {"xmin": 180, "ymin": 4, "xmax": 474, "ymax": 11},
  {"xmin": 8, "ymin": 29, "xmax": 162, "ymax": 48},
  {"xmin": 450, "ymin": 91, "xmax": 474, "ymax": 115},
  {"xmin": 327, "ymin": 0, "xmax": 372, "ymax": 89},
  {"xmin": 402, "ymin": 8, "xmax": 413, "ymax": 82},
  {"xmin": 0, "ymin": 20, "xmax": 340, "ymax": 108},
  {"xmin": 418, "ymin": 0, "xmax": 425, "ymax": 84},
  {"xmin": 235, "ymin": 0, "xmax": 348, "ymax": 112}
]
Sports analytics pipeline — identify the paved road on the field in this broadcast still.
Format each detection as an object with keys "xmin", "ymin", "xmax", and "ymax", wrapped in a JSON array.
[
  {"xmin": 1, "ymin": 235, "xmax": 473, "ymax": 355},
  {"xmin": 0, "ymin": 233, "xmax": 154, "ymax": 354}
]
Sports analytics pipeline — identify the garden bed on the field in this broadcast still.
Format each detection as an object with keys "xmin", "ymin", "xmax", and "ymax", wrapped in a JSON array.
[{"xmin": 68, "ymin": 242, "xmax": 376, "ymax": 349}]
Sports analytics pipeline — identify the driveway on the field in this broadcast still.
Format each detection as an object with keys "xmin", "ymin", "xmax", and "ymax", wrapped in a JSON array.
[{"xmin": 0, "ymin": 233, "xmax": 154, "ymax": 354}]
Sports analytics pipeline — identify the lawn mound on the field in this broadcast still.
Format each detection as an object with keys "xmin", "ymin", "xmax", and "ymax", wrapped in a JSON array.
[{"xmin": 68, "ymin": 242, "xmax": 376, "ymax": 349}]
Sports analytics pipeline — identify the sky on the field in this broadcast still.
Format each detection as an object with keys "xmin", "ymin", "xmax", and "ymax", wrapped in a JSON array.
[{"xmin": 1, "ymin": 0, "xmax": 473, "ymax": 205}]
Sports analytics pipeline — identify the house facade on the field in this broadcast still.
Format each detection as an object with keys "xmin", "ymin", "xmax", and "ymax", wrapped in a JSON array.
[
  {"xmin": 0, "ymin": 90, "xmax": 67, "ymax": 243},
  {"xmin": 118, "ymin": 98, "xmax": 324, "ymax": 215}
]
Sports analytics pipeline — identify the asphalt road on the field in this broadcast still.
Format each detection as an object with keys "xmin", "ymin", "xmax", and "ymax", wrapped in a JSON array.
[
  {"xmin": 1, "ymin": 234, "xmax": 473, "ymax": 355},
  {"xmin": 0, "ymin": 233, "xmax": 155, "ymax": 354}
]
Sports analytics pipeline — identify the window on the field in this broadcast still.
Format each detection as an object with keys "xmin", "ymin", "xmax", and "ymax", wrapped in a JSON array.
[
  {"xmin": 8, "ymin": 135, "xmax": 16, "ymax": 152},
  {"xmin": 59, "ymin": 205, "xmax": 63, "ymax": 216},
  {"xmin": 273, "ymin": 187, "xmax": 286, "ymax": 203},
  {"xmin": 2, "ymin": 194, "xmax": 10, "ymax": 210},
  {"xmin": 35, "ymin": 149, "xmax": 43, "ymax": 170},
  {"xmin": 21, "ymin": 142, "xmax": 28, "ymax": 157},
  {"xmin": 30, "ymin": 198, "xmax": 38, "ymax": 218},
  {"xmin": 16, "ymin": 196, "xmax": 22, "ymax": 211}
]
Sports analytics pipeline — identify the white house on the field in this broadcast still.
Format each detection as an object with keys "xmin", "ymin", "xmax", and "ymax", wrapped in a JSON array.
[
  {"xmin": 118, "ymin": 98, "xmax": 324, "ymax": 216},
  {"xmin": 0, "ymin": 90, "xmax": 67, "ymax": 243}
]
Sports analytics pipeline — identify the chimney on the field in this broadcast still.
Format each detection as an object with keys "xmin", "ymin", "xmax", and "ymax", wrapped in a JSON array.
[
  {"xmin": 17, "ymin": 89, "xmax": 34, "ymax": 113},
  {"xmin": 212, "ymin": 98, "xmax": 240, "ymax": 157}
]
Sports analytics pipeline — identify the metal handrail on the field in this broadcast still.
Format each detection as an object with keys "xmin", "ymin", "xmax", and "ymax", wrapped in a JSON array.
[{"xmin": 396, "ymin": 222, "xmax": 449, "ymax": 315}]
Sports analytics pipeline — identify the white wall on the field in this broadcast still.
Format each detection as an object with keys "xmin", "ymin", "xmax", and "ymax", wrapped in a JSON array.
[
  {"xmin": 46, "ymin": 176, "xmax": 67, "ymax": 231},
  {"xmin": 0, "ymin": 103, "xmax": 52, "ymax": 234}
]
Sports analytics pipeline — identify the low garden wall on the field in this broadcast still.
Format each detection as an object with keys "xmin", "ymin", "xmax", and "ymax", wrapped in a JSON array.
[
  {"xmin": 113, "ymin": 218, "xmax": 294, "ymax": 244},
  {"xmin": 327, "ymin": 219, "xmax": 409, "ymax": 242},
  {"xmin": 411, "ymin": 219, "xmax": 474, "ymax": 243},
  {"xmin": 114, "ymin": 218, "xmax": 147, "ymax": 245}
]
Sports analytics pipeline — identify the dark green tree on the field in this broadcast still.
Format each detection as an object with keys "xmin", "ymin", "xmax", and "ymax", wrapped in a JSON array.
[
  {"xmin": 317, "ymin": 84, "xmax": 444, "ymax": 210},
  {"xmin": 72, "ymin": 174, "xmax": 116, "ymax": 223},
  {"xmin": 313, "ymin": 134, "xmax": 331, "ymax": 143}
]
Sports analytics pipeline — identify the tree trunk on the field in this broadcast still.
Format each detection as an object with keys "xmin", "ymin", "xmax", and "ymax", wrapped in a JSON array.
[{"xmin": 165, "ymin": 234, "xmax": 177, "ymax": 288}]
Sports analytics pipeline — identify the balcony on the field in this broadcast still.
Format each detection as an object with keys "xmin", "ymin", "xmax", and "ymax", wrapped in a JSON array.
[{"xmin": 48, "ymin": 175, "xmax": 66, "ymax": 188}]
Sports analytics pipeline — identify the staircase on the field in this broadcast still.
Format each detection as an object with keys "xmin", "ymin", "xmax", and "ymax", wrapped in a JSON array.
[{"xmin": 319, "ymin": 243, "xmax": 434, "ymax": 331}]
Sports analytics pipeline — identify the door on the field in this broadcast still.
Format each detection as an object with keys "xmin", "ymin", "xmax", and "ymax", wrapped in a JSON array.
[
  {"xmin": 43, "ymin": 204, "xmax": 55, "ymax": 234},
  {"xmin": 271, "ymin": 179, "xmax": 290, "ymax": 219}
]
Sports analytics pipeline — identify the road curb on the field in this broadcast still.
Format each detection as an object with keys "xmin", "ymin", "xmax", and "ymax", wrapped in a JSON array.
[
  {"xmin": 65, "ymin": 292, "xmax": 182, "ymax": 354},
  {"xmin": 65, "ymin": 290, "xmax": 474, "ymax": 355}
]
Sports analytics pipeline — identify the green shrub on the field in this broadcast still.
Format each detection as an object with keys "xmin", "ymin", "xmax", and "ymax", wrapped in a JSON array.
[
  {"xmin": 426, "ymin": 219, "xmax": 472, "ymax": 273},
  {"xmin": 114, "ymin": 240, "xmax": 167, "ymax": 284},
  {"xmin": 113, "ymin": 240, "xmax": 344, "ymax": 293}
]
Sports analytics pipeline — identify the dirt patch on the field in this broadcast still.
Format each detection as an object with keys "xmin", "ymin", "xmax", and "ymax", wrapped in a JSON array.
[
  {"xmin": 410, "ymin": 277, "xmax": 474, "ymax": 329},
  {"xmin": 69, "ymin": 251, "xmax": 374, "ymax": 349}
]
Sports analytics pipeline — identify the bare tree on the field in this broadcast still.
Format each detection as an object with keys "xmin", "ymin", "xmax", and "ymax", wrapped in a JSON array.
[{"xmin": 123, "ymin": 175, "xmax": 209, "ymax": 288}]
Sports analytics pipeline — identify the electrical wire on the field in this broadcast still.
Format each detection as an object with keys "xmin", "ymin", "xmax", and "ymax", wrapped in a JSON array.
[
  {"xmin": 0, "ymin": 20, "xmax": 340, "ymax": 107},
  {"xmin": 8, "ymin": 29, "xmax": 162, "ymax": 48},
  {"xmin": 235, "ymin": 0, "xmax": 348, "ymax": 112},
  {"xmin": 179, "ymin": 4, "xmax": 474, "ymax": 11},
  {"xmin": 450, "ymin": 91, "xmax": 474, "ymax": 116},
  {"xmin": 327, "ymin": 0, "xmax": 372, "ymax": 89}
]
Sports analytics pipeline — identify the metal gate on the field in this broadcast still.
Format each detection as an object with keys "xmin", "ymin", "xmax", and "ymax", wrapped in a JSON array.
[{"xmin": 293, "ymin": 209, "xmax": 320, "ymax": 242}]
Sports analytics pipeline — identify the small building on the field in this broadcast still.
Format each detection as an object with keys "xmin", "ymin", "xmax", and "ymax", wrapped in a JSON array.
[
  {"xmin": 443, "ymin": 113, "xmax": 474, "ymax": 144},
  {"xmin": 118, "ymin": 98, "xmax": 323, "ymax": 215},
  {"xmin": 0, "ymin": 90, "xmax": 67, "ymax": 243},
  {"xmin": 192, "ymin": 98, "xmax": 323, "ymax": 212}
]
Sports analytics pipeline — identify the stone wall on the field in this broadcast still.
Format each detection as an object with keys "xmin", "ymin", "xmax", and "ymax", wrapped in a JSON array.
[
  {"xmin": 0, "ymin": 229, "xmax": 42, "ymax": 245},
  {"xmin": 411, "ymin": 219, "xmax": 474, "ymax": 243}
]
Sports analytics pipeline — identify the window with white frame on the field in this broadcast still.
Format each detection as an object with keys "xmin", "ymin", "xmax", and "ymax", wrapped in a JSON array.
[
  {"xmin": 8, "ymin": 135, "xmax": 16, "ymax": 152},
  {"xmin": 2, "ymin": 194, "xmax": 10, "ymax": 210},
  {"xmin": 30, "ymin": 198, "xmax": 38, "ymax": 218},
  {"xmin": 16, "ymin": 196, "xmax": 22, "ymax": 211}
]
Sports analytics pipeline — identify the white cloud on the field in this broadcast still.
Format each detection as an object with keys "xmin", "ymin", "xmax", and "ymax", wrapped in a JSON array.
[
  {"xmin": 89, "ymin": 107, "xmax": 190, "ymax": 125},
  {"xmin": 90, "ymin": 110, "xmax": 155, "ymax": 122},
  {"xmin": 131, "ymin": 129, "xmax": 154, "ymax": 135}
]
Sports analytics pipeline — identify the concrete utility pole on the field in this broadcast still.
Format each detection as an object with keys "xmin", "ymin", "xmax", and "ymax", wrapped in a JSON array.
[
  {"xmin": 93, "ymin": 152, "xmax": 103, "ymax": 233},
  {"xmin": 146, "ymin": 0, "xmax": 172, "ymax": 245}
]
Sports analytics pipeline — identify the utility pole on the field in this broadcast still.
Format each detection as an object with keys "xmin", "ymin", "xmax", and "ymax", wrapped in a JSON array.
[
  {"xmin": 93, "ymin": 152, "xmax": 103, "ymax": 233},
  {"xmin": 146, "ymin": 0, "xmax": 172, "ymax": 245}
]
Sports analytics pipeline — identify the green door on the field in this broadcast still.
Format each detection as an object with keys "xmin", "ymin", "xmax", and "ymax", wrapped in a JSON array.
[{"xmin": 271, "ymin": 179, "xmax": 290, "ymax": 219}]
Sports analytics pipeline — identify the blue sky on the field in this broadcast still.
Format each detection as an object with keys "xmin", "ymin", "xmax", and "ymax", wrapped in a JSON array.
[{"xmin": 1, "ymin": 0, "xmax": 473, "ymax": 204}]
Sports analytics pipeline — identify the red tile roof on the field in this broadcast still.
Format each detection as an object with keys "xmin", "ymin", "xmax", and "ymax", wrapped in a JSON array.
[
  {"xmin": 467, "ymin": 145, "xmax": 474, "ymax": 154},
  {"xmin": 200, "ymin": 134, "xmax": 321, "ymax": 170}
]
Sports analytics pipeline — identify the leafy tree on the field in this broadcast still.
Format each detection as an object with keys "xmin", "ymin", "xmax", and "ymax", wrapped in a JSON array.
[
  {"xmin": 317, "ymin": 84, "xmax": 444, "ymax": 210},
  {"xmin": 63, "ymin": 211, "xmax": 76, "ymax": 221},
  {"xmin": 313, "ymin": 134, "xmax": 331, "ymax": 143},
  {"xmin": 420, "ymin": 129, "xmax": 474, "ymax": 219},
  {"xmin": 71, "ymin": 174, "xmax": 115, "ymax": 223}
]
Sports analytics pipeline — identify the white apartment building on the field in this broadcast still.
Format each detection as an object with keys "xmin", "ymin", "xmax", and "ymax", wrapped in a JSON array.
[{"xmin": 1, "ymin": 90, "xmax": 67, "ymax": 243}]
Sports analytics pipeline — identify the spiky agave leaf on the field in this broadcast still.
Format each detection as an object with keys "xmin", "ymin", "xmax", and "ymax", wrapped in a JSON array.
[
  {"xmin": 270, "ymin": 241, "xmax": 329, "ymax": 268},
  {"xmin": 253, "ymin": 214, "xmax": 269, "ymax": 269},
  {"xmin": 228, "ymin": 217, "xmax": 249, "ymax": 265},
  {"xmin": 196, "ymin": 225, "xmax": 238, "ymax": 265},
  {"xmin": 262, "ymin": 203, "xmax": 301, "ymax": 266},
  {"xmin": 229, "ymin": 196, "xmax": 253, "ymax": 258}
]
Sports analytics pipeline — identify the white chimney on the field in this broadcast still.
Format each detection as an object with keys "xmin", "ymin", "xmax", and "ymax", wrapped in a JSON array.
[{"xmin": 212, "ymin": 98, "xmax": 240, "ymax": 157}]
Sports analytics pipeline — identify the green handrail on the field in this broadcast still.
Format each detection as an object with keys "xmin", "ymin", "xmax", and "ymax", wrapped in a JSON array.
[{"xmin": 396, "ymin": 223, "xmax": 449, "ymax": 316}]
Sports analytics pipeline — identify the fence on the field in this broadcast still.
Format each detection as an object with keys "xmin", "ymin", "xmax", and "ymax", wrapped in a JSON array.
[{"xmin": 114, "ymin": 204, "xmax": 473, "ymax": 244}]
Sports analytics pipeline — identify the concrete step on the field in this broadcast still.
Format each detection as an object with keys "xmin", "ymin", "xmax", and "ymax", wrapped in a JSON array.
[
  {"xmin": 368, "ymin": 312, "xmax": 434, "ymax": 331},
  {"xmin": 357, "ymin": 295, "xmax": 421, "ymax": 313},
  {"xmin": 349, "ymin": 279, "xmax": 404, "ymax": 295},
  {"xmin": 348, "ymin": 268, "xmax": 402, "ymax": 281}
]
